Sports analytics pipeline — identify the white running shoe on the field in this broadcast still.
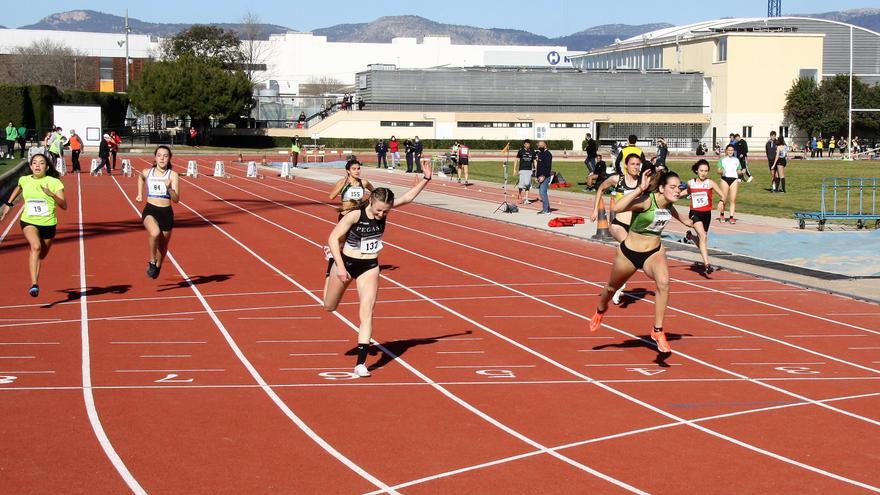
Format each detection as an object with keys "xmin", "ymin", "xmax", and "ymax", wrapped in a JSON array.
[
  {"xmin": 747, "ymin": 175, "xmax": 754, "ymax": 183},
  {"xmin": 612, "ymin": 284, "xmax": 626, "ymax": 305},
  {"xmin": 354, "ymin": 364, "xmax": 371, "ymax": 377}
]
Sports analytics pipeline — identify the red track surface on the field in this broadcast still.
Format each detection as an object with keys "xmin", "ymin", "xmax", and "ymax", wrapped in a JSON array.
[{"xmin": 1, "ymin": 154, "xmax": 878, "ymax": 494}]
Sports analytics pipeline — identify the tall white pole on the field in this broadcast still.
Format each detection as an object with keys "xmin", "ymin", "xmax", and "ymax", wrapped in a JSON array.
[
  {"xmin": 125, "ymin": 9, "xmax": 130, "ymax": 91},
  {"xmin": 847, "ymin": 25, "xmax": 853, "ymax": 160}
]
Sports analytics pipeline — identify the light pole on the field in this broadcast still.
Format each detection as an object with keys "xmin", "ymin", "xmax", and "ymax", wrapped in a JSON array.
[{"xmin": 125, "ymin": 9, "xmax": 130, "ymax": 91}]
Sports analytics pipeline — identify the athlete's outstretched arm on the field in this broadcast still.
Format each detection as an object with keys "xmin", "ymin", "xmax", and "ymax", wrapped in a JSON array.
[{"xmin": 393, "ymin": 162, "xmax": 433, "ymax": 207}]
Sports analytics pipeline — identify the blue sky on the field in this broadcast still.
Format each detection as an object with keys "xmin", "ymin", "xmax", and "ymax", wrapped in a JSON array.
[{"xmin": 5, "ymin": 1, "xmax": 873, "ymax": 37}]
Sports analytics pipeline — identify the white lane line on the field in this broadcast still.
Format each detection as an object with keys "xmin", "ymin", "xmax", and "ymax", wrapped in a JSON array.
[
  {"xmin": 436, "ymin": 351, "xmax": 484, "ymax": 355},
  {"xmin": 850, "ymin": 347, "xmax": 880, "ymax": 350},
  {"xmin": 281, "ymin": 367, "xmax": 355, "ymax": 371},
  {"xmin": 368, "ymin": 390, "xmax": 880, "ymax": 495},
  {"xmin": 289, "ymin": 353, "xmax": 339, "ymax": 357},
  {"xmin": 111, "ymin": 341, "xmax": 207, "ymax": 345},
  {"xmin": 785, "ymin": 334, "xmax": 867, "ymax": 338},
  {"xmin": 258, "ymin": 339, "xmax": 348, "ymax": 343},
  {"xmin": 185, "ymin": 170, "xmax": 647, "ymax": 495},
  {"xmin": 584, "ymin": 363, "xmax": 683, "ymax": 367},
  {"xmin": 716, "ymin": 349, "xmax": 762, "ymax": 351},
  {"xmin": 117, "ymin": 170, "xmax": 398, "ymax": 495},
  {"xmin": 0, "ymin": 342, "xmax": 60, "ymax": 345},
  {"xmin": 528, "ymin": 336, "xmax": 612, "ymax": 340},
  {"xmin": 77, "ymin": 174, "xmax": 146, "ymax": 494},
  {"xmin": 683, "ymin": 336, "xmax": 743, "ymax": 339},
  {"xmin": 139, "ymin": 355, "xmax": 191, "ymax": 358},
  {"xmin": 106, "ymin": 317, "xmax": 195, "ymax": 321},
  {"xmin": 115, "ymin": 369, "xmax": 225, "ymax": 373},
  {"xmin": 731, "ymin": 362, "xmax": 827, "ymax": 366},
  {"xmin": 0, "ymin": 318, "xmax": 62, "ymax": 321},
  {"xmin": 715, "ymin": 313, "xmax": 788, "ymax": 317},
  {"xmin": 436, "ymin": 365, "xmax": 537, "ymax": 369},
  {"xmin": 484, "ymin": 315, "xmax": 562, "ymax": 318},
  {"xmin": 0, "ymin": 370, "xmax": 54, "ymax": 374},
  {"xmin": 373, "ymin": 316, "xmax": 443, "ymax": 319},
  {"xmin": 828, "ymin": 313, "xmax": 880, "ymax": 316},
  {"xmin": 0, "ymin": 205, "xmax": 22, "ymax": 245},
  {"xmin": 237, "ymin": 316, "xmax": 320, "ymax": 320},
  {"xmin": 0, "ymin": 356, "xmax": 35, "ymax": 359}
]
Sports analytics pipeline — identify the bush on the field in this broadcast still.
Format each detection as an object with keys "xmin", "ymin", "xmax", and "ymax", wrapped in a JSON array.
[
  {"xmin": 27, "ymin": 85, "xmax": 60, "ymax": 135},
  {"xmin": 0, "ymin": 85, "xmax": 28, "ymax": 124}
]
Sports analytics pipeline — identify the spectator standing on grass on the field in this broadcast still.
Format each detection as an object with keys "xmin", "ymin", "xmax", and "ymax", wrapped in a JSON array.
[
  {"xmin": 68, "ymin": 129, "xmax": 83, "ymax": 173},
  {"xmin": 770, "ymin": 136, "xmax": 787, "ymax": 193},
  {"xmin": 516, "ymin": 139, "xmax": 536, "ymax": 205},
  {"xmin": 584, "ymin": 132, "xmax": 598, "ymax": 176},
  {"xmin": 17, "ymin": 123, "xmax": 27, "ymax": 158},
  {"xmin": 816, "ymin": 136, "xmax": 824, "ymax": 158},
  {"xmin": 733, "ymin": 133, "xmax": 753, "ymax": 182},
  {"xmin": 535, "ymin": 141, "xmax": 553, "ymax": 214},
  {"xmin": 404, "ymin": 138, "xmax": 414, "ymax": 173},
  {"xmin": 654, "ymin": 138, "xmax": 668, "ymax": 169},
  {"xmin": 375, "ymin": 139, "xmax": 388, "ymax": 168},
  {"xmin": 766, "ymin": 131, "xmax": 778, "ymax": 192},
  {"xmin": 5, "ymin": 121, "xmax": 18, "ymax": 159},
  {"xmin": 828, "ymin": 136, "xmax": 836, "ymax": 158},
  {"xmin": 615, "ymin": 134, "xmax": 646, "ymax": 172}
]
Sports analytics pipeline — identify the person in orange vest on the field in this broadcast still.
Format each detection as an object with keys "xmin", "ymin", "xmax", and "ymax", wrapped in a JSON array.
[{"xmin": 68, "ymin": 129, "xmax": 83, "ymax": 172}]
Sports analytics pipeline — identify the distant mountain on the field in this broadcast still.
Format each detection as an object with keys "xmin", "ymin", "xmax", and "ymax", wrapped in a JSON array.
[
  {"xmin": 18, "ymin": 10, "xmax": 291, "ymax": 39},
  {"xmin": 554, "ymin": 23, "xmax": 674, "ymax": 51},
  {"xmin": 313, "ymin": 16, "xmax": 549, "ymax": 46},
  {"xmin": 797, "ymin": 8, "xmax": 880, "ymax": 33}
]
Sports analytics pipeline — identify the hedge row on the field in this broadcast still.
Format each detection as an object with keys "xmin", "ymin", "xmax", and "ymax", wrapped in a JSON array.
[
  {"xmin": 208, "ymin": 134, "xmax": 574, "ymax": 151},
  {"xmin": 0, "ymin": 84, "xmax": 129, "ymax": 136}
]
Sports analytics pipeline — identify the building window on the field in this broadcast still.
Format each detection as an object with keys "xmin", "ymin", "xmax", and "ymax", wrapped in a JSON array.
[
  {"xmin": 99, "ymin": 57, "xmax": 114, "ymax": 81},
  {"xmin": 742, "ymin": 126, "xmax": 752, "ymax": 138},
  {"xmin": 716, "ymin": 38, "xmax": 727, "ymax": 62},
  {"xmin": 379, "ymin": 121, "xmax": 433, "ymax": 127},
  {"xmin": 457, "ymin": 121, "xmax": 532, "ymax": 128},
  {"xmin": 799, "ymin": 69, "xmax": 818, "ymax": 82},
  {"xmin": 550, "ymin": 123, "xmax": 591, "ymax": 128}
]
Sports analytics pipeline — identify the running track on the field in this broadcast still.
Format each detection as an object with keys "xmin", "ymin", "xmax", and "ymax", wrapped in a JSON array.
[{"xmin": 0, "ymin": 155, "xmax": 878, "ymax": 493}]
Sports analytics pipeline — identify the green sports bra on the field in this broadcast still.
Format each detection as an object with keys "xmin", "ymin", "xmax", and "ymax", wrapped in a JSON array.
[{"xmin": 629, "ymin": 193, "xmax": 672, "ymax": 236}]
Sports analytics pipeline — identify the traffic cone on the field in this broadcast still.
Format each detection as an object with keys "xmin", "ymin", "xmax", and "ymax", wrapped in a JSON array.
[{"xmin": 592, "ymin": 196, "xmax": 612, "ymax": 240}]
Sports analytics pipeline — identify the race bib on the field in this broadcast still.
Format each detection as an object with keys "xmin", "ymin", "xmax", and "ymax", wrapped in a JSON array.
[
  {"xmin": 691, "ymin": 191, "xmax": 709, "ymax": 209},
  {"xmin": 344, "ymin": 187, "xmax": 364, "ymax": 201},
  {"xmin": 26, "ymin": 199, "xmax": 50, "ymax": 217},
  {"xmin": 645, "ymin": 209, "xmax": 672, "ymax": 234},
  {"xmin": 359, "ymin": 237, "xmax": 383, "ymax": 254},
  {"xmin": 149, "ymin": 179, "xmax": 168, "ymax": 195}
]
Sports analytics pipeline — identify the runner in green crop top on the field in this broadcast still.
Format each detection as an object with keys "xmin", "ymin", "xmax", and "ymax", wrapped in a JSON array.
[{"xmin": 588, "ymin": 168, "xmax": 695, "ymax": 354}]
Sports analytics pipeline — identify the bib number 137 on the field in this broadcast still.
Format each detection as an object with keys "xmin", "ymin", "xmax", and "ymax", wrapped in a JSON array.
[{"xmin": 360, "ymin": 238, "xmax": 383, "ymax": 254}]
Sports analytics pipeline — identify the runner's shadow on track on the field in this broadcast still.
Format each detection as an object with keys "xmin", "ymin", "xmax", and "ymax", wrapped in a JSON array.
[
  {"xmin": 42, "ymin": 284, "xmax": 132, "ymax": 308},
  {"xmin": 347, "ymin": 331, "xmax": 473, "ymax": 371},
  {"xmin": 618, "ymin": 288, "xmax": 654, "ymax": 309},
  {"xmin": 685, "ymin": 263, "xmax": 721, "ymax": 279},
  {"xmin": 379, "ymin": 265, "xmax": 398, "ymax": 271},
  {"xmin": 591, "ymin": 333, "xmax": 692, "ymax": 367},
  {"xmin": 157, "ymin": 274, "xmax": 233, "ymax": 292}
]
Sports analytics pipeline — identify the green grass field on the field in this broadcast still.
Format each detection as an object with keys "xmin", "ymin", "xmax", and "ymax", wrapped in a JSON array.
[
  {"xmin": 0, "ymin": 157, "xmax": 25, "ymax": 177},
  {"xmin": 464, "ymin": 158, "xmax": 880, "ymax": 219}
]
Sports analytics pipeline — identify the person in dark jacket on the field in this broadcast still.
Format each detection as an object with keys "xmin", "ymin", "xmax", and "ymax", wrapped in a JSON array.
[
  {"xmin": 535, "ymin": 141, "xmax": 553, "ymax": 214},
  {"xmin": 766, "ymin": 131, "xmax": 778, "ymax": 192},
  {"xmin": 584, "ymin": 132, "xmax": 598, "ymax": 173},
  {"xmin": 95, "ymin": 133, "xmax": 111, "ymax": 175},
  {"xmin": 413, "ymin": 136, "xmax": 424, "ymax": 173},
  {"xmin": 654, "ymin": 138, "xmax": 668, "ymax": 169},
  {"xmin": 404, "ymin": 139, "xmax": 415, "ymax": 173},
  {"xmin": 375, "ymin": 139, "xmax": 388, "ymax": 168},
  {"xmin": 733, "ymin": 133, "xmax": 753, "ymax": 182}
]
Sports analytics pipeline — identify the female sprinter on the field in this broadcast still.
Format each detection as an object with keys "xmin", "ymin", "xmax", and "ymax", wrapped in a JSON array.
[
  {"xmin": 589, "ymin": 169, "xmax": 696, "ymax": 353},
  {"xmin": 324, "ymin": 159, "xmax": 375, "ymax": 293},
  {"xmin": 770, "ymin": 136, "xmax": 787, "ymax": 193},
  {"xmin": 590, "ymin": 153, "xmax": 643, "ymax": 304},
  {"xmin": 716, "ymin": 144, "xmax": 742, "ymax": 224},
  {"xmin": 0, "ymin": 153, "xmax": 67, "ymax": 297},
  {"xmin": 135, "ymin": 145, "xmax": 179, "ymax": 279},
  {"xmin": 323, "ymin": 163, "xmax": 433, "ymax": 377},
  {"xmin": 683, "ymin": 159, "xmax": 725, "ymax": 274}
]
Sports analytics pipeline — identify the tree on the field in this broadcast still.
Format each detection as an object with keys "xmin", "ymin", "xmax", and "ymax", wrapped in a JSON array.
[
  {"xmin": 300, "ymin": 76, "xmax": 347, "ymax": 96},
  {"xmin": 161, "ymin": 25, "xmax": 243, "ymax": 68},
  {"xmin": 0, "ymin": 39, "xmax": 96, "ymax": 90},
  {"xmin": 128, "ymin": 55, "xmax": 253, "ymax": 126},
  {"xmin": 238, "ymin": 12, "xmax": 272, "ymax": 86},
  {"xmin": 783, "ymin": 76, "xmax": 823, "ymax": 137}
]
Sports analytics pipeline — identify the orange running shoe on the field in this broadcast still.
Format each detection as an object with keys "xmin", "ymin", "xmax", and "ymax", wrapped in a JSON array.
[
  {"xmin": 589, "ymin": 309, "xmax": 606, "ymax": 332},
  {"xmin": 650, "ymin": 327, "xmax": 671, "ymax": 353}
]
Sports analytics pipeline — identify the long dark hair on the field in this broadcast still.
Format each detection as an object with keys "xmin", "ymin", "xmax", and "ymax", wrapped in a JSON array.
[
  {"xmin": 691, "ymin": 159, "xmax": 710, "ymax": 174},
  {"xmin": 153, "ymin": 145, "xmax": 173, "ymax": 170},
  {"xmin": 648, "ymin": 170, "xmax": 680, "ymax": 192},
  {"xmin": 29, "ymin": 153, "xmax": 59, "ymax": 178}
]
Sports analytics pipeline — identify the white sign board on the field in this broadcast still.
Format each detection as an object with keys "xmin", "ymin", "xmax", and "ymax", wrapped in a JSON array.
[{"xmin": 52, "ymin": 105, "xmax": 102, "ymax": 147}]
